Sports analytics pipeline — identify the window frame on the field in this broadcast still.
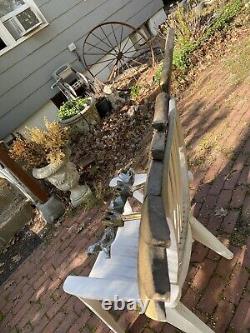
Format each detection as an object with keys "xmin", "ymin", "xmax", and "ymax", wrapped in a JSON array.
[{"xmin": 0, "ymin": 0, "xmax": 48, "ymax": 56}]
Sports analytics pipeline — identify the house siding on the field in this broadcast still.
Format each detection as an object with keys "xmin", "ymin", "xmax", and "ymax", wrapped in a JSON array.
[{"xmin": 0, "ymin": 0, "xmax": 163, "ymax": 138}]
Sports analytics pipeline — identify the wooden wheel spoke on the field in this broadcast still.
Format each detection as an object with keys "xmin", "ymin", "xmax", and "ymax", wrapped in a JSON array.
[
  {"xmin": 116, "ymin": 63, "xmax": 120, "ymax": 78},
  {"xmin": 119, "ymin": 59, "xmax": 125, "ymax": 73},
  {"xmin": 119, "ymin": 59, "xmax": 124, "ymax": 69},
  {"xmin": 123, "ymin": 60, "xmax": 131, "ymax": 71},
  {"xmin": 108, "ymin": 63, "xmax": 117, "ymax": 82},
  {"xmin": 119, "ymin": 59, "xmax": 127, "ymax": 74}
]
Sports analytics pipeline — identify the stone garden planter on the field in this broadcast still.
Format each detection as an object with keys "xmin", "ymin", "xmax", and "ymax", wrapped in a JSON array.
[
  {"xmin": 59, "ymin": 96, "xmax": 100, "ymax": 135},
  {"xmin": 32, "ymin": 155, "xmax": 92, "ymax": 208}
]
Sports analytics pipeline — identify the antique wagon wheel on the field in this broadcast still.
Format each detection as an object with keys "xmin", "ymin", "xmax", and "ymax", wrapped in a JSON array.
[{"xmin": 82, "ymin": 21, "xmax": 154, "ymax": 82}]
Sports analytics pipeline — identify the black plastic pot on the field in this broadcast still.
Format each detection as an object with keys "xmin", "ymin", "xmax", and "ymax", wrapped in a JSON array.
[{"xmin": 96, "ymin": 97, "xmax": 112, "ymax": 118}]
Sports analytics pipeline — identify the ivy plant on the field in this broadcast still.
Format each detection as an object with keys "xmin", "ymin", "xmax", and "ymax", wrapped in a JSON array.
[{"xmin": 58, "ymin": 97, "xmax": 91, "ymax": 120}]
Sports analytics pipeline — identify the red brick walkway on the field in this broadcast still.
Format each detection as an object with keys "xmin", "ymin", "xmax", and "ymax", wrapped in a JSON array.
[{"xmin": 0, "ymin": 135, "xmax": 249, "ymax": 333}]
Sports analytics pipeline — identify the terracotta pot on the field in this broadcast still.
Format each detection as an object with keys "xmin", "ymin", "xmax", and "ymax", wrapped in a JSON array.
[{"xmin": 32, "ymin": 156, "xmax": 92, "ymax": 208}]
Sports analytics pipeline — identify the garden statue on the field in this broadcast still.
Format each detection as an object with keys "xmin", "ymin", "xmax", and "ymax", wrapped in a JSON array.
[{"xmin": 87, "ymin": 169, "xmax": 135, "ymax": 258}]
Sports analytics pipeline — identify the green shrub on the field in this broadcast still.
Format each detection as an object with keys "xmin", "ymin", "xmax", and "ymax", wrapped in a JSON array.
[
  {"xmin": 58, "ymin": 97, "xmax": 91, "ymax": 120},
  {"xmin": 173, "ymin": 40, "xmax": 197, "ymax": 70}
]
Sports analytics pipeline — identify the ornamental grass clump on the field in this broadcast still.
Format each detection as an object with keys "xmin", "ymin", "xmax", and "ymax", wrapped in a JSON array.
[
  {"xmin": 164, "ymin": 0, "xmax": 243, "ymax": 70},
  {"xmin": 58, "ymin": 97, "xmax": 91, "ymax": 120},
  {"xmin": 9, "ymin": 120, "xmax": 69, "ymax": 171}
]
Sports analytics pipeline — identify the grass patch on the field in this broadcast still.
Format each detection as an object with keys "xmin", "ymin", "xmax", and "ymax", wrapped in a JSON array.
[
  {"xmin": 224, "ymin": 37, "xmax": 250, "ymax": 84},
  {"xmin": 189, "ymin": 132, "xmax": 219, "ymax": 167}
]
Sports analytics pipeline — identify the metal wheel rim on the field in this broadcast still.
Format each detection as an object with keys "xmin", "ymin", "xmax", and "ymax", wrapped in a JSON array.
[{"xmin": 82, "ymin": 21, "xmax": 153, "ymax": 82}]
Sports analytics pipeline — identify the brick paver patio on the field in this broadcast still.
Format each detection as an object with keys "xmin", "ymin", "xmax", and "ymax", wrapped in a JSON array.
[
  {"xmin": 0, "ymin": 47, "xmax": 249, "ymax": 333},
  {"xmin": 1, "ymin": 124, "xmax": 249, "ymax": 333}
]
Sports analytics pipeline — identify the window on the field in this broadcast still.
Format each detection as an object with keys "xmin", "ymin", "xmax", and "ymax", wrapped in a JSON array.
[{"xmin": 0, "ymin": 0, "xmax": 47, "ymax": 55}]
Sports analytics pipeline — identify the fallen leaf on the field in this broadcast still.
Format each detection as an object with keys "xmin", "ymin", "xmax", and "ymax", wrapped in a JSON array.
[
  {"xmin": 77, "ymin": 223, "xmax": 85, "ymax": 233},
  {"xmin": 215, "ymin": 207, "xmax": 228, "ymax": 217},
  {"xmin": 11, "ymin": 254, "xmax": 21, "ymax": 263}
]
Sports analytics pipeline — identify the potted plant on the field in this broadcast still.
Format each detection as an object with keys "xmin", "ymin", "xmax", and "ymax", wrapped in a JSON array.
[
  {"xmin": 9, "ymin": 120, "xmax": 92, "ymax": 207},
  {"xmin": 58, "ymin": 97, "xmax": 100, "ymax": 134},
  {"xmin": 95, "ymin": 97, "xmax": 112, "ymax": 118}
]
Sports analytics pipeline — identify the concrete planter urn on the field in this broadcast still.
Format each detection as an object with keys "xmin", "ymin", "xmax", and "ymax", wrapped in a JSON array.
[
  {"xmin": 59, "ymin": 96, "xmax": 100, "ymax": 135},
  {"xmin": 32, "ymin": 156, "xmax": 92, "ymax": 208}
]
